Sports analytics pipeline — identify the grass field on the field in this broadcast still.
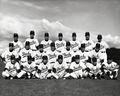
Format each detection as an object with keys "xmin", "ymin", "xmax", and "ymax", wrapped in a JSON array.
[{"xmin": 0, "ymin": 60, "xmax": 120, "ymax": 96}]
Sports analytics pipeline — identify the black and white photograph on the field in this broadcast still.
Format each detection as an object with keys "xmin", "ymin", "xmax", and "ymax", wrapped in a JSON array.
[{"xmin": 0, "ymin": 0, "xmax": 120, "ymax": 96}]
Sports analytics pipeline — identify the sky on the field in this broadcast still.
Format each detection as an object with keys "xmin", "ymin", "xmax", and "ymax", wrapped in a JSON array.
[{"xmin": 0, "ymin": 0, "xmax": 120, "ymax": 53}]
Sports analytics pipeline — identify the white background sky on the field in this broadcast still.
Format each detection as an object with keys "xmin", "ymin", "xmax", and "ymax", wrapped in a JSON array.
[{"xmin": 0, "ymin": 0, "xmax": 120, "ymax": 53}]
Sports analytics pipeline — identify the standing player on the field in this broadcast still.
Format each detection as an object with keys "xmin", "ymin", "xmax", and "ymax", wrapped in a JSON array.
[
  {"xmin": 12, "ymin": 33, "xmax": 23, "ymax": 53},
  {"xmin": 25, "ymin": 30, "xmax": 39, "ymax": 51},
  {"xmin": 1, "ymin": 43, "xmax": 18, "ymax": 64},
  {"xmin": 41, "ymin": 33, "xmax": 52, "ymax": 52},
  {"xmin": 19, "ymin": 41, "xmax": 34, "ymax": 64},
  {"xmin": 62, "ymin": 41, "xmax": 74, "ymax": 64},
  {"xmin": 82, "ymin": 32, "xmax": 95, "ymax": 52},
  {"xmin": 70, "ymin": 32, "xmax": 80, "ymax": 52},
  {"xmin": 2, "ymin": 55, "xmax": 20, "ymax": 79},
  {"xmin": 55, "ymin": 33, "xmax": 66, "ymax": 53},
  {"xmin": 96, "ymin": 34, "xmax": 109, "ymax": 53}
]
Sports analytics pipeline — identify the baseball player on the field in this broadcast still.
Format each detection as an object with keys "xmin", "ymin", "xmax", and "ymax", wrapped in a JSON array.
[
  {"xmin": 62, "ymin": 41, "xmax": 74, "ymax": 64},
  {"xmin": 2, "ymin": 55, "xmax": 20, "ymax": 79},
  {"xmin": 41, "ymin": 32, "xmax": 52, "ymax": 52},
  {"xmin": 86, "ymin": 57, "xmax": 102, "ymax": 79},
  {"xmin": 89, "ymin": 43, "xmax": 107, "ymax": 64},
  {"xmin": 17, "ymin": 55, "xmax": 38, "ymax": 79},
  {"xmin": 12, "ymin": 33, "xmax": 23, "ymax": 53},
  {"xmin": 19, "ymin": 41, "xmax": 34, "ymax": 64},
  {"xmin": 96, "ymin": 34, "xmax": 109, "ymax": 53},
  {"xmin": 33, "ymin": 44, "xmax": 46, "ymax": 65},
  {"xmin": 82, "ymin": 32, "xmax": 95, "ymax": 52},
  {"xmin": 25, "ymin": 30, "xmax": 39, "ymax": 51},
  {"xmin": 103, "ymin": 57, "xmax": 119, "ymax": 80},
  {"xmin": 69, "ymin": 55, "xmax": 83, "ymax": 79},
  {"xmin": 38, "ymin": 55, "xmax": 50, "ymax": 79},
  {"xmin": 1, "ymin": 43, "xmax": 18, "ymax": 64},
  {"xmin": 52, "ymin": 55, "xmax": 66, "ymax": 79},
  {"xmin": 55, "ymin": 33, "xmax": 66, "ymax": 53},
  {"xmin": 70, "ymin": 32, "xmax": 80, "ymax": 52}
]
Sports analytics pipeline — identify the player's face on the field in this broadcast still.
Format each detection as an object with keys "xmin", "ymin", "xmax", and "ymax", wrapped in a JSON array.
[
  {"xmin": 107, "ymin": 59, "xmax": 112, "ymax": 64},
  {"xmin": 95, "ymin": 48, "xmax": 100, "ymax": 52},
  {"xmin": 58, "ymin": 59, "xmax": 63, "ymax": 64},
  {"xmin": 39, "ymin": 48, "xmax": 43, "ymax": 52},
  {"xmin": 66, "ymin": 45, "xmax": 70, "ymax": 50},
  {"xmin": 30, "ymin": 34, "xmax": 34, "ymax": 39},
  {"xmin": 98, "ymin": 38, "xmax": 102, "ymax": 42},
  {"xmin": 25, "ymin": 45, "xmax": 30, "ymax": 50},
  {"xmin": 72, "ymin": 36, "xmax": 76, "ymax": 41},
  {"xmin": 28, "ymin": 60, "xmax": 32, "ymax": 64},
  {"xmin": 14, "ymin": 37, "xmax": 18, "ymax": 42},
  {"xmin": 93, "ymin": 62, "xmax": 97, "ymax": 66},
  {"xmin": 51, "ymin": 46, "xmax": 55, "ymax": 51},
  {"xmin": 85, "ymin": 35, "xmax": 90, "ymax": 40},
  {"xmin": 59, "ymin": 36, "xmax": 63, "ymax": 41},
  {"xmin": 11, "ymin": 59, "xmax": 16, "ymax": 64},
  {"xmin": 43, "ymin": 59, "xmax": 48, "ymax": 65},
  {"xmin": 9, "ymin": 46, "xmax": 14, "ymax": 52},
  {"xmin": 45, "ymin": 36, "xmax": 49, "ymax": 41},
  {"xmin": 75, "ymin": 59, "xmax": 80, "ymax": 64},
  {"xmin": 81, "ymin": 47, "xmax": 85, "ymax": 52}
]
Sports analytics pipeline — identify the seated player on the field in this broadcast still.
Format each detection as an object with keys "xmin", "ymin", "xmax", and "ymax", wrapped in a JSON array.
[
  {"xmin": 103, "ymin": 57, "xmax": 119, "ymax": 80},
  {"xmin": 33, "ymin": 44, "xmax": 46, "ymax": 65},
  {"xmin": 96, "ymin": 34, "xmax": 109, "ymax": 53},
  {"xmin": 2, "ymin": 55, "xmax": 20, "ymax": 79},
  {"xmin": 69, "ymin": 55, "xmax": 83, "ymax": 79},
  {"xmin": 62, "ymin": 41, "xmax": 74, "ymax": 64},
  {"xmin": 17, "ymin": 55, "xmax": 37, "ymax": 79},
  {"xmin": 55, "ymin": 33, "xmax": 66, "ymax": 53},
  {"xmin": 81, "ymin": 32, "xmax": 95, "ymax": 52},
  {"xmin": 1, "ymin": 43, "xmax": 18, "ymax": 64},
  {"xmin": 86, "ymin": 57, "xmax": 102, "ymax": 79},
  {"xmin": 38, "ymin": 56, "xmax": 50, "ymax": 79},
  {"xmin": 41, "ymin": 33, "xmax": 52, "ymax": 52},
  {"xmin": 19, "ymin": 41, "xmax": 34, "ymax": 65},
  {"xmin": 49, "ymin": 55, "xmax": 65, "ymax": 79},
  {"xmin": 12, "ymin": 33, "xmax": 23, "ymax": 53},
  {"xmin": 90, "ymin": 43, "xmax": 107, "ymax": 64},
  {"xmin": 70, "ymin": 32, "xmax": 80, "ymax": 52},
  {"xmin": 25, "ymin": 30, "xmax": 39, "ymax": 51}
]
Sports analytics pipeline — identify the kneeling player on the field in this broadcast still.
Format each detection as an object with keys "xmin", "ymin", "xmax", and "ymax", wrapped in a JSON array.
[
  {"xmin": 17, "ymin": 55, "xmax": 38, "ymax": 79},
  {"xmin": 2, "ymin": 55, "xmax": 20, "ymax": 79},
  {"xmin": 49, "ymin": 55, "xmax": 65, "ymax": 79},
  {"xmin": 103, "ymin": 57, "xmax": 119, "ymax": 80},
  {"xmin": 86, "ymin": 57, "xmax": 102, "ymax": 79}
]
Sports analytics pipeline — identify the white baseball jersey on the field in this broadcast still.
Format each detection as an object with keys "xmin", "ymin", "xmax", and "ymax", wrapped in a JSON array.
[
  {"xmin": 95, "ymin": 41, "xmax": 109, "ymax": 53},
  {"xmin": 46, "ymin": 50, "xmax": 60, "ymax": 63},
  {"xmin": 53, "ymin": 62, "xmax": 65, "ymax": 73},
  {"xmin": 1, "ymin": 49, "xmax": 19, "ymax": 63},
  {"xmin": 55, "ymin": 40, "xmax": 66, "ymax": 52},
  {"xmin": 89, "ymin": 50, "xmax": 107, "ymax": 63},
  {"xmin": 74, "ymin": 50, "xmax": 89, "ymax": 62},
  {"xmin": 12, "ymin": 41, "xmax": 23, "ymax": 53},
  {"xmin": 33, "ymin": 51, "xmax": 46, "ymax": 64},
  {"xmin": 104, "ymin": 62, "xmax": 118, "ymax": 71},
  {"xmin": 70, "ymin": 62, "xmax": 81, "ymax": 70},
  {"xmin": 41, "ymin": 40, "xmax": 52, "ymax": 52},
  {"xmin": 82, "ymin": 40, "xmax": 95, "ymax": 52},
  {"xmin": 38, "ymin": 63, "xmax": 48, "ymax": 73},
  {"xmin": 70, "ymin": 40, "xmax": 80, "ymax": 52},
  {"xmin": 5, "ymin": 62, "xmax": 20, "ymax": 71},
  {"xmin": 25, "ymin": 38, "xmax": 39, "ymax": 51},
  {"xmin": 19, "ymin": 48, "xmax": 34, "ymax": 63},
  {"xmin": 62, "ymin": 49, "xmax": 74, "ymax": 63}
]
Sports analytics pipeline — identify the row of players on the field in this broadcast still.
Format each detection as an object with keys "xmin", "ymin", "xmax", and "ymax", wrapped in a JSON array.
[{"xmin": 1, "ymin": 40, "xmax": 119, "ymax": 79}]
